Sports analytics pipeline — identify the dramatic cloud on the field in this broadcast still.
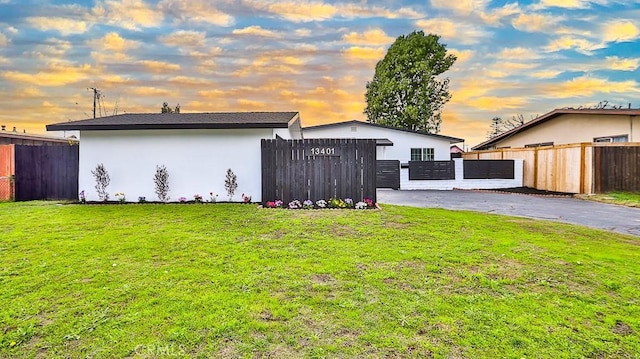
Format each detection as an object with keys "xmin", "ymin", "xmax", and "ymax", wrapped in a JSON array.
[
  {"xmin": 2, "ymin": 63, "xmax": 92, "ymax": 86},
  {"xmin": 512, "ymin": 13, "xmax": 561, "ymax": 33},
  {"xmin": 92, "ymin": 0, "xmax": 163, "ymax": 30},
  {"xmin": 602, "ymin": 20, "xmax": 640, "ymax": 42},
  {"xmin": 232, "ymin": 26, "xmax": 279, "ymax": 38},
  {"xmin": 159, "ymin": 30, "xmax": 207, "ymax": 48},
  {"xmin": 416, "ymin": 18, "xmax": 490, "ymax": 44},
  {"xmin": 159, "ymin": 0, "xmax": 234, "ymax": 26},
  {"xmin": 88, "ymin": 32, "xmax": 140, "ymax": 53},
  {"xmin": 25, "ymin": 17, "xmax": 89, "ymax": 35},
  {"xmin": 138, "ymin": 60, "xmax": 181, "ymax": 73},
  {"xmin": 542, "ymin": 75, "xmax": 640, "ymax": 98},
  {"xmin": 343, "ymin": 29, "xmax": 394, "ymax": 46},
  {"xmin": 605, "ymin": 56, "xmax": 640, "ymax": 71}
]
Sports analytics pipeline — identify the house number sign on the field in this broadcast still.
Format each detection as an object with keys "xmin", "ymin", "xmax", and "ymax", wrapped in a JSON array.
[{"xmin": 306, "ymin": 147, "xmax": 340, "ymax": 157}]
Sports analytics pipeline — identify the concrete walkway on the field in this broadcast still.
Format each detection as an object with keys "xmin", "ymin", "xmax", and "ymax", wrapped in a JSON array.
[{"xmin": 377, "ymin": 189, "xmax": 640, "ymax": 237}]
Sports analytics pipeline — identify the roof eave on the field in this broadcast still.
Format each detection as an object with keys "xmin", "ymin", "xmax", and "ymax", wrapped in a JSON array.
[{"xmin": 46, "ymin": 122, "xmax": 290, "ymax": 131}]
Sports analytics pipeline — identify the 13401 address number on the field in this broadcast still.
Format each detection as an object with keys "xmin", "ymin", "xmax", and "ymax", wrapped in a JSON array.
[{"xmin": 308, "ymin": 147, "xmax": 336, "ymax": 156}]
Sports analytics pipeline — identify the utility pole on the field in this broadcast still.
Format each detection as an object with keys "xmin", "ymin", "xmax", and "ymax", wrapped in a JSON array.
[{"xmin": 88, "ymin": 87, "xmax": 101, "ymax": 119}]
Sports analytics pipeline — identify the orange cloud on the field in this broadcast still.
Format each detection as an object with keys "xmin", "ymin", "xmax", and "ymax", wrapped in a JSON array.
[
  {"xmin": 26, "ymin": 17, "xmax": 89, "ymax": 35},
  {"xmin": 232, "ymin": 26, "xmax": 278, "ymax": 38},
  {"xmin": 512, "ymin": 13, "xmax": 561, "ymax": 33},
  {"xmin": 128, "ymin": 86, "xmax": 173, "ymax": 97},
  {"xmin": 92, "ymin": 0, "xmax": 163, "ymax": 30},
  {"xmin": 89, "ymin": 32, "xmax": 140, "ymax": 52},
  {"xmin": 139, "ymin": 60, "xmax": 181, "ymax": 73},
  {"xmin": 2, "ymin": 63, "xmax": 92, "ymax": 86},
  {"xmin": 541, "ymin": 75, "xmax": 639, "ymax": 98},
  {"xmin": 159, "ymin": 30, "xmax": 206, "ymax": 47},
  {"xmin": 343, "ymin": 46, "xmax": 385, "ymax": 62},
  {"xmin": 605, "ymin": 56, "xmax": 640, "ymax": 71},
  {"xmin": 603, "ymin": 20, "xmax": 640, "ymax": 43},
  {"xmin": 466, "ymin": 96, "xmax": 529, "ymax": 111}
]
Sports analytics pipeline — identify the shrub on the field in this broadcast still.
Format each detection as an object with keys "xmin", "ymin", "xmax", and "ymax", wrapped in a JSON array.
[
  {"xmin": 225, "ymin": 169, "xmax": 238, "ymax": 201},
  {"xmin": 91, "ymin": 163, "xmax": 110, "ymax": 201},
  {"xmin": 154, "ymin": 165, "xmax": 170, "ymax": 202}
]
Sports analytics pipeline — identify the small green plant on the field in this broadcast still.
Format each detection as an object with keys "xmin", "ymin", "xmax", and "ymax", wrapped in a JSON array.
[
  {"xmin": 225, "ymin": 169, "xmax": 238, "ymax": 201},
  {"xmin": 115, "ymin": 192, "xmax": 126, "ymax": 204},
  {"xmin": 154, "ymin": 165, "xmax": 170, "ymax": 202},
  {"xmin": 91, "ymin": 163, "xmax": 110, "ymax": 201}
]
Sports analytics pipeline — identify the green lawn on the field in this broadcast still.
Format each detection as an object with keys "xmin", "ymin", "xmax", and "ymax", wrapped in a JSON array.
[
  {"xmin": 1, "ymin": 202, "xmax": 638, "ymax": 358},
  {"xmin": 578, "ymin": 192, "xmax": 640, "ymax": 208}
]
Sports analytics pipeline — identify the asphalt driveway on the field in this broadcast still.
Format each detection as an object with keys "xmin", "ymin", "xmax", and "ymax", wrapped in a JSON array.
[{"xmin": 377, "ymin": 189, "xmax": 640, "ymax": 237}]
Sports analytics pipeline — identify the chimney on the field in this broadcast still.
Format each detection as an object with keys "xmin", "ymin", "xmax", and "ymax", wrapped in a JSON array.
[
  {"xmin": 12, "ymin": 126, "xmax": 16, "ymax": 132},
  {"xmin": 1, "ymin": 125, "xmax": 5, "ymax": 131}
]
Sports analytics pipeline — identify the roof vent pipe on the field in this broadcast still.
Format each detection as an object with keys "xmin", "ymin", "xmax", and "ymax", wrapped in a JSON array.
[
  {"xmin": 12, "ymin": 126, "xmax": 17, "ymax": 132},
  {"xmin": 1, "ymin": 125, "xmax": 5, "ymax": 131}
]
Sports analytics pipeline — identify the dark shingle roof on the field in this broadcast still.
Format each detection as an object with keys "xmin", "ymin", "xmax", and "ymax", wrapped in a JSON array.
[
  {"xmin": 304, "ymin": 120, "xmax": 464, "ymax": 144},
  {"xmin": 46, "ymin": 112, "xmax": 299, "ymax": 131}
]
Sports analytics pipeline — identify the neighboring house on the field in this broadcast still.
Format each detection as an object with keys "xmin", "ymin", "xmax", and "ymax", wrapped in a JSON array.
[
  {"xmin": 450, "ymin": 144, "xmax": 464, "ymax": 158},
  {"xmin": 1, "ymin": 126, "xmax": 77, "ymax": 145},
  {"xmin": 47, "ymin": 112, "xmax": 302, "ymax": 202},
  {"xmin": 302, "ymin": 120, "xmax": 464, "ymax": 163},
  {"xmin": 473, "ymin": 108, "xmax": 640, "ymax": 150}
]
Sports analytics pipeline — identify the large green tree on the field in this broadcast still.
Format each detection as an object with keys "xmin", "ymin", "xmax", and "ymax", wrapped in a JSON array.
[{"xmin": 364, "ymin": 31, "xmax": 456, "ymax": 133}]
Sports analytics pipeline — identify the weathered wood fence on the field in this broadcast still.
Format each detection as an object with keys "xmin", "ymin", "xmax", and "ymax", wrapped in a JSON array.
[
  {"xmin": 464, "ymin": 143, "xmax": 640, "ymax": 193},
  {"xmin": 1, "ymin": 145, "xmax": 79, "ymax": 201},
  {"xmin": 594, "ymin": 145, "xmax": 640, "ymax": 193},
  {"xmin": 261, "ymin": 139, "xmax": 377, "ymax": 204}
]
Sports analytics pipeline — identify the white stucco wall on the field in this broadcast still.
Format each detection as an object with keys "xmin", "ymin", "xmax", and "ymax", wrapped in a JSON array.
[
  {"xmin": 400, "ymin": 159, "xmax": 524, "ymax": 190},
  {"xmin": 303, "ymin": 122, "xmax": 457, "ymax": 161},
  {"xmin": 79, "ymin": 129, "xmax": 276, "ymax": 202}
]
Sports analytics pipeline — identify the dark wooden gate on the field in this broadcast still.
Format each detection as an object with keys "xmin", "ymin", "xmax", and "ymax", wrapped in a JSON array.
[
  {"xmin": 409, "ymin": 161, "xmax": 455, "ymax": 180},
  {"xmin": 261, "ymin": 139, "xmax": 376, "ymax": 204},
  {"xmin": 14, "ymin": 145, "xmax": 79, "ymax": 201},
  {"xmin": 594, "ymin": 146, "xmax": 640, "ymax": 193},
  {"xmin": 376, "ymin": 160, "xmax": 400, "ymax": 189},
  {"xmin": 463, "ymin": 160, "xmax": 514, "ymax": 179}
]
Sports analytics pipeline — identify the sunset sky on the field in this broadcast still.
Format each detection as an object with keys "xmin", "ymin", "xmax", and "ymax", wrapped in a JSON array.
[{"xmin": 1, "ymin": 0, "xmax": 639, "ymax": 147}]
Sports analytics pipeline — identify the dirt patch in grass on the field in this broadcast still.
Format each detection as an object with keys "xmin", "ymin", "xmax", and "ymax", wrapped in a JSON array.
[{"xmin": 611, "ymin": 320, "xmax": 634, "ymax": 336}]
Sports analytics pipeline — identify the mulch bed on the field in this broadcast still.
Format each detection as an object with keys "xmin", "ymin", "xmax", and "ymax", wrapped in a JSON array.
[{"xmin": 457, "ymin": 187, "xmax": 574, "ymax": 197}]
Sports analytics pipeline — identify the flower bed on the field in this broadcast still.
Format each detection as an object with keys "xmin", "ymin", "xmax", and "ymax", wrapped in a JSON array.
[{"xmin": 263, "ymin": 197, "xmax": 377, "ymax": 210}]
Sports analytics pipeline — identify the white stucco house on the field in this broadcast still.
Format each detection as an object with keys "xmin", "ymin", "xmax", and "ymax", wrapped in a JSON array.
[
  {"xmin": 302, "ymin": 120, "xmax": 522, "ymax": 190},
  {"xmin": 47, "ymin": 112, "xmax": 302, "ymax": 202},
  {"xmin": 302, "ymin": 120, "xmax": 464, "ymax": 162}
]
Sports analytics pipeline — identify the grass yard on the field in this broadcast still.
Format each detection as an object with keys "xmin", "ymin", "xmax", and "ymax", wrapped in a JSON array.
[
  {"xmin": 1, "ymin": 202, "xmax": 639, "ymax": 358},
  {"xmin": 577, "ymin": 192, "xmax": 640, "ymax": 208}
]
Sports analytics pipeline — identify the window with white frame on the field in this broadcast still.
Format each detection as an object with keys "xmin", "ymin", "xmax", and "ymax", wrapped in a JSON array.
[
  {"xmin": 410, "ymin": 148, "xmax": 434, "ymax": 161},
  {"xmin": 594, "ymin": 135, "xmax": 628, "ymax": 143}
]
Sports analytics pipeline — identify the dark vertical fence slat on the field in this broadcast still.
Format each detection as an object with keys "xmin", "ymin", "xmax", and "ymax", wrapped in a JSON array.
[
  {"xmin": 13, "ymin": 145, "xmax": 78, "ymax": 201},
  {"xmin": 594, "ymin": 146, "xmax": 640, "ymax": 193},
  {"xmin": 261, "ymin": 139, "xmax": 376, "ymax": 205}
]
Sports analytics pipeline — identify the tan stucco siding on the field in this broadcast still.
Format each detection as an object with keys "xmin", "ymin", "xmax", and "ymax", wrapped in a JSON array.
[{"xmin": 495, "ymin": 114, "xmax": 640, "ymax": 148}]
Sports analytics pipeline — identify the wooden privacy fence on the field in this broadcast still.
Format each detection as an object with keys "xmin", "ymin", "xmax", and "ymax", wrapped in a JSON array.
[
  {"xmin": 376, "ymin": 160, "xmax": 400, "ymax": 189},
  {"xmin": 594, "ymin": 144, "xmax": 640, "ymax": 193},
  {"xmin": 2, "ymin": 145, "xmax": 79, "ymax": 201},
  {"xmin": 261, "ymin": 139, "xmax": 377, "ymax": 204},
  {"xmin": 408, "ymin": 161, "xmax": 455, "ymax": 180},
  {"xmin": 464, "ymin": 143, "xmax": 640, "ymax": 193},
  {"xmin": 0, "ymin": 145, "xmax": 15, "ymax": 200}
]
